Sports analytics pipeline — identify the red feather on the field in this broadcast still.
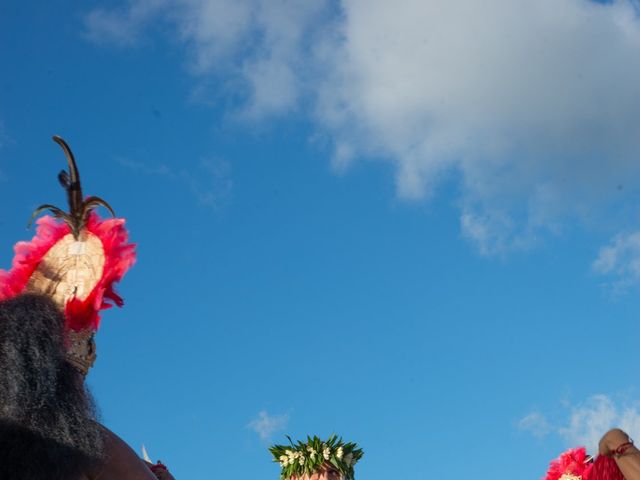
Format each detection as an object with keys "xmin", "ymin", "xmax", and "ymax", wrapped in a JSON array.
[
  {"xmin": 0, "ymin": 216, "xmax": 69, "ymax": 300},
  {"xmin": 0, "ymin": 213, "xmax": 136, "ymax": 331},
  {"xmin": 543, "ymin": 447, "xmax": 593, "ymax": 480},
  {"xmin": 589, "ymin": 455, "xmax": 625, "ymax": 480}
]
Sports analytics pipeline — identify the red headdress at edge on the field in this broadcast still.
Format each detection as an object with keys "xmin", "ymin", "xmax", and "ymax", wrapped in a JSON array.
[
  {"xmin": 543, "ymin": 446, "xmax": 624, "ymax": 480},
  {"xmin": 0, "ymin": 136, "xmax": 135, "ymax": 361}
]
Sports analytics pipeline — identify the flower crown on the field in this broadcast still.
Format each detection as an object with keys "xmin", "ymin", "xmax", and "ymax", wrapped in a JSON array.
[{"xmin": 269, "ymin": 435, "xmax": 363, "ymax": 480}]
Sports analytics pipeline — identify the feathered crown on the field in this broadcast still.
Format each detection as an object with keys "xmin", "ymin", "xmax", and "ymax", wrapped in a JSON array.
[
  {"xmin": 0, "ymin": 136, "xmax": 136, "ymax": 373},
  {"xmin": 543, "ymin": 447, "xmax": 624, "ymax": 480},
  {"xmin": 543, "ymin": 447, "xmax": 593, "ymax": 480}
]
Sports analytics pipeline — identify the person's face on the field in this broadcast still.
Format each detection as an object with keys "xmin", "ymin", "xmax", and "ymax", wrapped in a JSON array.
[
  {"xmin": 66, "ymin": 329, "xmax": 97, "ymax": 376},
  {"xmin": 293, "ymin": 469, "xmax": 342, "ymax": 480}
]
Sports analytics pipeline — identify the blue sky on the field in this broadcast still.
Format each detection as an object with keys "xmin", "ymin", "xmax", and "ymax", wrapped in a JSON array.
[{"xmin": 2, "ymin": 1, "xmax": 640, "ymax": 479}]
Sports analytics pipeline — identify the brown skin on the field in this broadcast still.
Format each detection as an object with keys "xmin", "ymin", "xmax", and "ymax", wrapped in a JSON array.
[
  {"xmin": 599, "ymin": 428, "xmax": 640, "ymax": 480},
  {"xmin": 75, "ymin": 362, "xmax": 175, "ymax": 479},
  {"xmin": 84, "ymin": 427, "xmax": 169, "ymax": 480}
]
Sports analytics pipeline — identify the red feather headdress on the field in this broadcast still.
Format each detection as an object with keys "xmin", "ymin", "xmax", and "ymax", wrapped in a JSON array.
[
  {"xmin": 0, "ymin": 214, "xmax": 135, "ymax": 331},
  {"xmin": 0, "ymin": 136, "xmax": 135, "ymax": 371},
  {"xmin": 589, "ymin": 455, "xmax": 625, "ymax": 480},
  {"xmin": 543, "ymin": 447, "xmax": 593, "ymax": 480},
  {"xmin": 543, "ymin": 447, "xmax": 624, "ymax": 480}
]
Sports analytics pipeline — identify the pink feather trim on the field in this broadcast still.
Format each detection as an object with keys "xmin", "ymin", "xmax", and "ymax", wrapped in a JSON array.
[
  {"xmin": 0, "ymin": 216, "xmax": 68, "ymax": 300},
  {"xmin": 0, "ymin": 213, "xmax": 136, "ymax": 331}
]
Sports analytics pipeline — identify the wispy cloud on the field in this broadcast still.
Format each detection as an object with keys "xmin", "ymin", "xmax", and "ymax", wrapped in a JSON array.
[
  {"xmin": 117, "ymin": 157, "xmax": 174, "ymax": 176},
  {"xmin": 85, "ymin": 0, "xmax": 640, "ymax": 254},
  {"xmin": 593, "ymin": 231, "xmax": 640, "ymax": 291},
  {"xmin": 247, "ymin": 410, "xmax": 289, "ymax": 441},
  {"xmin": 519, "ymin": 394, "xmax": 640, "ymax": 453},
  {"xmin": 82, "ymin": 0, "xmax": 169, "ymax": 47},
  {"xmin": 118, "ymin": 156, "xmax": 232, "ymax": 209},
  {"xmin": 518, "ymin": 411, "xmax": 553, "ymax": 438},
  {"xmin": 83, "ymin": 0, "xmax": 327, "ymax": 118},
  {"xmin": 180, "ymin": 158, "xmax": 232, "ymax": 208},
  {"xmin": 316, "ymin": 0, "xmax": 640, "ymax": 254}
]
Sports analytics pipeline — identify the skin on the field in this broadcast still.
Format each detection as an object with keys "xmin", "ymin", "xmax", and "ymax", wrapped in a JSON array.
[
  {"xmin": 75, "ymin": 353, "xmax": 176, "ymax": 480},
  {"xmin": 599, "ymin": 428, "xmax": 640, "ymax": 480},
  {"xmin": 85, "ymin": 427, "xmax": 161, "ymax": 480},
  {"xmin": 291, "ymin": 467, "xmax": 342, "ymax": 480}
]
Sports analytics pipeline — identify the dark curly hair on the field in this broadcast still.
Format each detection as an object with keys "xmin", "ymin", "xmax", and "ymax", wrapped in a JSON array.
[{"xmin": 0, "ymin": 294, "xmax": 104, "ymax": 480}]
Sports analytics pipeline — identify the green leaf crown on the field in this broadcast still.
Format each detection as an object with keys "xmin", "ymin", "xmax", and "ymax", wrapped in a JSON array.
[{"xmin": 269, "ymin": 434, "xmax": 363, "ymax": 480}]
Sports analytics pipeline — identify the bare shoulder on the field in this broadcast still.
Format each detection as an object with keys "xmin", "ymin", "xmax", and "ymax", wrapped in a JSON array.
[{"xmin": 91, "ymin": 427, "xmax": 157, "ymax": 480}]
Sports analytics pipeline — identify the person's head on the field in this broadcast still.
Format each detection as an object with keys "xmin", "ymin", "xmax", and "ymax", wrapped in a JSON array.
[
  {"xmin": 66, "ymin": 326, "xmax": 98, "ymax": 375},
  {"xmin": 292, "ymin": 466, "xmax": 343, "ymax": 480},
  {"xmin": 0, "ymin": 293, "xmax": 103, "ymax": 479}
]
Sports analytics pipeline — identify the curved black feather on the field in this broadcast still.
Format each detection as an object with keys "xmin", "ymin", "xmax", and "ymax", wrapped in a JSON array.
[
  {"xmin": 28, "ymin": 136, "xmax": 116, "ymax": 240},
  {"xmin": 81, "ymin": 196, "xmax": 116, "ymax": 219},
  {"xmin": 52, "ymin": 136, "xmax": 83, "ymax": 216},
  {"xmin": 58, "ymin": 170, "xmax": 70, "ymax": 189},
  {"xmin": 28, "ymin": 204, "xmax": 73, "ymax": 229}
]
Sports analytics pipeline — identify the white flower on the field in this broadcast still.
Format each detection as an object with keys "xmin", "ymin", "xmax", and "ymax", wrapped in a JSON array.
[
  {"xmin": 336, "ymin": 447, "xmax": 344, "ymax": 460},
  {"xmin": 299, "ymin": 455, "xmax": 305, "ymax": 465},
  {"xmin": 279, "ymin": 455, "xmax": 289, "ymax": 463},
  {"xmin": 286, "ymin": 450, "xmax": 293, "ymax": 457},
  {"xmin": 323, "ymin": 447, "xmax": 331, "ymax": 460}
]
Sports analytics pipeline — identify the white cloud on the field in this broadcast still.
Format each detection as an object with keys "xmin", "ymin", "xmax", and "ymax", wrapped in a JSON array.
[
  {"xmin": 593, "ymin": 231, "xmax": 640, "ymax": 290},
  {"xmin": 181, "ymin": 157, "xmax": 233, "ymax": 208},
  {"xmin": 84, "ymin": 0, "xmax": 640, "ymax": 254},
  {"xmin": 558, "ymin": 395, "xmax": 620, "ymax": 452},
  {"xmin": 519, "ymin": 394, "xmax": 640, "ymax": 453},
  {"xmin": 83, "ymin": 0, "xmax": 327, "ymax": 117},
  {"xmin": 247, "ymin": 410, "xmax": 289, "ymax": 441},
  {"xmin": 82, "ymin": 0, "xmax": 170, "ymax": 47},
  {"xmin": 518, "ymin": 411, "xmax": 552, "ymax": 438},
  {"xmin": 316, "ymin": 0, "xmax": 640, "ymax": 253},
  {"xmin": 118, "ymin": 156, "xmax": 232, "ymax": 209}
]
